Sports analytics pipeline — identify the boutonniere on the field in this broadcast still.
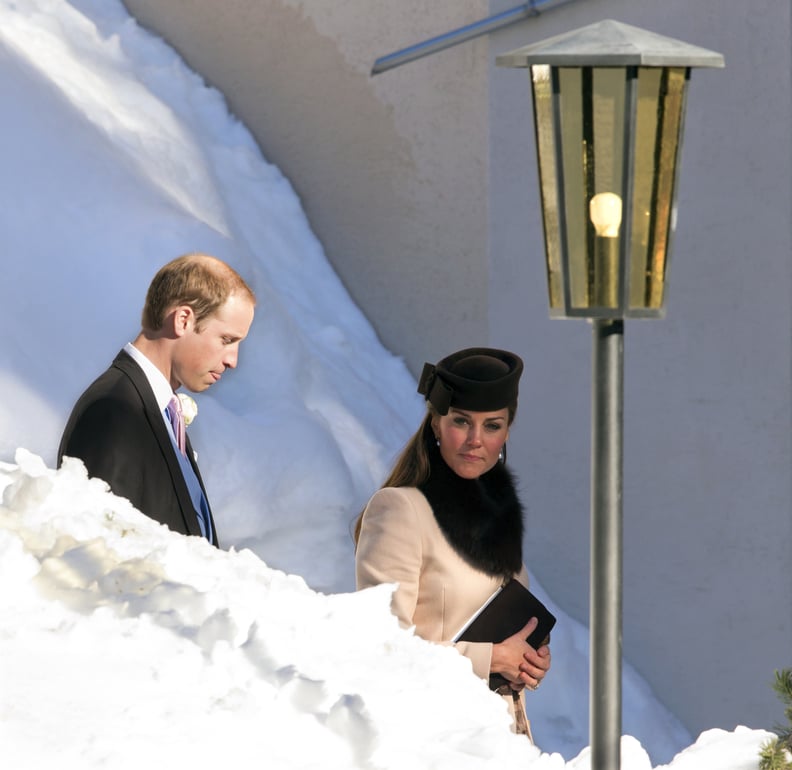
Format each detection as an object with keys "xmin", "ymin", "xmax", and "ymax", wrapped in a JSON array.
[{"xmin": 177, "ymin": 393, "xmax": 198, "ymax": 426}]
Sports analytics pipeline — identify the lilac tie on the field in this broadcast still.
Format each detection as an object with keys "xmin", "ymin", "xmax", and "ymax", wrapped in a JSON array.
[
  {"xmin": 165, "ymin": 394, "xmax": 213, "ymax": 543},
  {"xmin": 167, "ymin": 395, "xmax": 186, "ymax": 456}
]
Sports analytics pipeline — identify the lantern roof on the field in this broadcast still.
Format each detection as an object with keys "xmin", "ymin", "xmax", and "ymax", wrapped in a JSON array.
[{"xmin": 495, "ymin": 19, "xmax": 725, "ymax": 69}]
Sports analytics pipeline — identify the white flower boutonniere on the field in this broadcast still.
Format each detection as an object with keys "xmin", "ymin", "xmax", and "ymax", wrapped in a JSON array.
[{"xmin": 178, "ymin": 393, "xmax": 198, "ymax": 426}]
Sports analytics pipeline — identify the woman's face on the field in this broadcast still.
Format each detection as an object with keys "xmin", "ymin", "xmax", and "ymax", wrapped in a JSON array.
[{"xmin": 432, "ymin": 407, "xmax": 510, "ymax": 480}]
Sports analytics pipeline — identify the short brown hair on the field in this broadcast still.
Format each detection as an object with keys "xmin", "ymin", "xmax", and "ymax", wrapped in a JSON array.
[{"xmin": 141, "ymin": 253, "xmax": 255, "ymax": 331}]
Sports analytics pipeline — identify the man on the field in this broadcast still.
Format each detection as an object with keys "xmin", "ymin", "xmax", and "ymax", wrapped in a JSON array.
[{"xmin": 58, "ymin": 253, "xmax": 256, "ymax": 546}]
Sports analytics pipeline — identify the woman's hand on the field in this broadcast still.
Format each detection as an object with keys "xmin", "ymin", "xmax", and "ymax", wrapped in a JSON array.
[
  {"xmin": 490, "ymin": 617, "xmax": 551, "ymax": 689},
  {"xmin": 520, "ymin": 634, "xmax": 551, "ymax": 691}
]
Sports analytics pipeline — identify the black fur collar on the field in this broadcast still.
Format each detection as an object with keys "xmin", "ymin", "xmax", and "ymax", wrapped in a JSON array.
[{"xmin": 418, "ymin": 425, "xmax": 524, "ymax": 578}]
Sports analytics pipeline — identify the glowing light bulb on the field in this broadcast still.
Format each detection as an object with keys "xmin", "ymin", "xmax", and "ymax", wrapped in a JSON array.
[{"xmin": 589, "ymin": 192, "xmax": 623, "ymax": 237}]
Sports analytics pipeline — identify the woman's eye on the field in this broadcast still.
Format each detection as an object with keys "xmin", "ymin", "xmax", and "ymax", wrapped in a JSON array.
[
  {"xmin": 485, "ymin": 423, "xmax": 503, "ymax": 432},
  {"xmin": 453, "ymin": 417, "xmax": 468, "ymax": 427}
]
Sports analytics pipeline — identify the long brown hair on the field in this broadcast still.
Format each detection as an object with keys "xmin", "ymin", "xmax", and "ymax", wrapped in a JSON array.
[{"xmin": 352, "ymin": 401, "xmax": 517, "ymax": 546}]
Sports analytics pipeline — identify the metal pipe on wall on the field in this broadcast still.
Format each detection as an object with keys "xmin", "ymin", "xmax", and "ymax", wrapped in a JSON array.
[{"xmin": 371, "ymin": 0, "xmax": 582, "ymax": 75}]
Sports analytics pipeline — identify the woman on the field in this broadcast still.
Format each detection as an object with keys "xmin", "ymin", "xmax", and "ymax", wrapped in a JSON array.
[{"xmin": 354, "ymin": 347, "xmax": 551, "ymax": 739}]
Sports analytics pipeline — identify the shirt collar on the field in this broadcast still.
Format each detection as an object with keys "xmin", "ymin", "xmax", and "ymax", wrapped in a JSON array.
[{"xmin": 123, "ymin": 342, "xmax": 176, "ymax": 412}]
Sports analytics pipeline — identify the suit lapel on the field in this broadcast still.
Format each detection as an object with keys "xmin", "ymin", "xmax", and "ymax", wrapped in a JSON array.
[{"xmin": 111, "ymin": 351, "xmax": 207, "ymax": 539}]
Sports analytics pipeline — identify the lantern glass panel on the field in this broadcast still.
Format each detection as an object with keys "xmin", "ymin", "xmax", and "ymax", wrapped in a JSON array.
[
  {"xmin": 628, "ymin": 66, "xmax": 687, "ymax": 311},
  {"xmin": 558, "ymin": 67, "xmax": 627, "ymax": 312},
  {"xmin": 531, "ymin": 64, "xmax": 564, "ymax": 310}
]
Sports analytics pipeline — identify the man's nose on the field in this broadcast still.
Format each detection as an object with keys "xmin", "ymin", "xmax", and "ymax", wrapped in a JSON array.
[{"xmin": 223, "ymin": 347, "xmax": 239, "ymax": 369}]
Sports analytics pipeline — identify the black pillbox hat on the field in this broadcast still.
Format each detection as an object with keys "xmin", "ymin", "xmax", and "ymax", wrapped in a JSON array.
[{"xmin": 417, "ymin": 347, "xmax": 523, "ymax": 415}]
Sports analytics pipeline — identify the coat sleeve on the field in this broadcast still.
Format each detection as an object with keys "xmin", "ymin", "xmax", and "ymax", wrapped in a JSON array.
[
  {"xmin": 356, "ymin": 487, "xmax": 423, "ymax": 630},
  {"xmin": 59, "ymin": 393, "xmax": 156, "ymax": 513},
  {"xmin": 356, "ymin": 487, "xmax": 496, "ymax": 682},
  {"xmin": 453, "ymin": 640, "xmax": 494, "ymax": 681}
]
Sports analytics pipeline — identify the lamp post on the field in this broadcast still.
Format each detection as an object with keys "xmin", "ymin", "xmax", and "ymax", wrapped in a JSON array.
[{"xmin": 496, "ymin": 20, "xmax": 723, "ymax": 769}]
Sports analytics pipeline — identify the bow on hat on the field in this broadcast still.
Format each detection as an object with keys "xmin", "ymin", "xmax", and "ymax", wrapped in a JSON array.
[{"xmin": 417, "ymin": 363, "xmax": 454, "ymax": 415}]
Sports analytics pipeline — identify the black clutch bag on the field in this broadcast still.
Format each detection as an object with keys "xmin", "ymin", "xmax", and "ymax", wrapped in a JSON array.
[{"xmin": 454, "ymin": 578, "xmax": 556, "ymax": 690}]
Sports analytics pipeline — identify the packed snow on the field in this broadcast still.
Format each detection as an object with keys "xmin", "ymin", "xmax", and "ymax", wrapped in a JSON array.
[{"xmin": 0, "ymin": 1, "xmax": 774, "ymax": 768}]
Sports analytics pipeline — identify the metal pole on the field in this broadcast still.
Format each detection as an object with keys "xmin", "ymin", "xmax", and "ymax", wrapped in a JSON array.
[{"xmin": 590, "ymin": 318, "xmax": 624, "ymax": 770}]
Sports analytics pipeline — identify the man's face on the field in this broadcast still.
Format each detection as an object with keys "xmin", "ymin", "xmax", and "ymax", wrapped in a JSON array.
[{"xmin": 171, "ymin": 293, "xmax": 255, "ymax": 392}]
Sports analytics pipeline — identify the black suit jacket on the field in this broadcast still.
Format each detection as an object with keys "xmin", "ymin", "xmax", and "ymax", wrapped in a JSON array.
[{"xmin": 58, "ymin": 350, "xmax": 219, "ymax": 546}]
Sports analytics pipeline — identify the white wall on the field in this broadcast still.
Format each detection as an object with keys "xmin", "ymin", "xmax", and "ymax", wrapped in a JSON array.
[{"xmin": 123, "ymin": 0, "xmax": 792, "ymax": 740}]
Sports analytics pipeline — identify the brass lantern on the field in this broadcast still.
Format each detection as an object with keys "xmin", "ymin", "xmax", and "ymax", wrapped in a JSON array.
[{"xmin": 496, "ymin": 20, "xmax": 724, "ymax": 319}]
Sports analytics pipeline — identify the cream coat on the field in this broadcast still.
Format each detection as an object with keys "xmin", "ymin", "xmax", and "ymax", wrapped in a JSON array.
[{"xmin": 355, "ymin": 485, "xmax": 529, "ymax": 683}]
